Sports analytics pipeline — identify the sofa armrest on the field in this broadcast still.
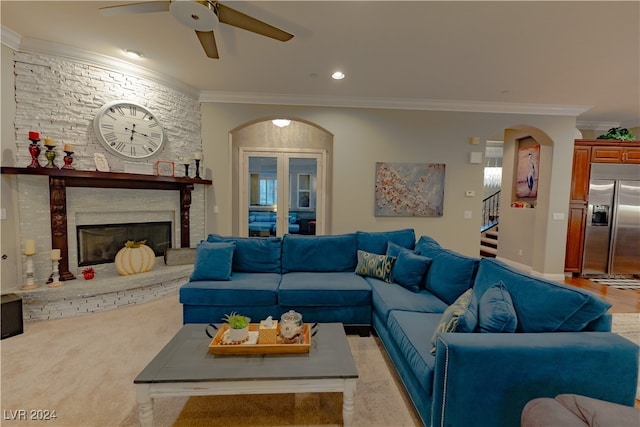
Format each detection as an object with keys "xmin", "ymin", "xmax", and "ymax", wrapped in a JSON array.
[{"xmin": 431, "ymin": 332, "xmax": 639, "ymax": 427}]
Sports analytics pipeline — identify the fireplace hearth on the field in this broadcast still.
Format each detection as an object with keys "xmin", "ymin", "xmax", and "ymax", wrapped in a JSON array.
[{"xmin": 77, "ymin": 222, "xmax": 171, "ymax": 267}]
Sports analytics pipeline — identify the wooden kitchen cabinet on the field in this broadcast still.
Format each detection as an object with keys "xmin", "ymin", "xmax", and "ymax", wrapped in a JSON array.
[
  {"xmin": 591, "ymin": 146, "xmax": 640, "ymax": 163},
  {"xmin": 564, "ymin": 204, "xmax": 587, "ymax": 273},
  {"xmin": 569, "ymin": 146, "xmax": 591, "ymax": 203}
]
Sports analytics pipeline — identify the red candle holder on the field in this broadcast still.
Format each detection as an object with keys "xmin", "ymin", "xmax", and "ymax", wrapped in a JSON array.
[
  {"xmin": 27, "ymin": 139, "xmax": 42, "ymax": 168},
  {"xmin": 62, "ymin": 151, "xmax": 74, "ymax": 169}
]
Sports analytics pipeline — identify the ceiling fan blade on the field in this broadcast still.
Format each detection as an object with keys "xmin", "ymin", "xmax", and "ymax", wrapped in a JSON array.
[
  {"xmin": 215, "ymin": 2, "xmax": 293, "ymax": 42},
  {"xmin": 99, "ymin": 1, "xmax": 170, "ymax": 16},
  {"xmin": 196, "ymin": 30, "xmax": 219, "ymax": 59}
]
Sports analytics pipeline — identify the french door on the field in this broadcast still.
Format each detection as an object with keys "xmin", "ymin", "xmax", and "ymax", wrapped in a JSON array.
[{"xmin": 240, "ymin": 148, "xmax": 326, "ymax": 237}]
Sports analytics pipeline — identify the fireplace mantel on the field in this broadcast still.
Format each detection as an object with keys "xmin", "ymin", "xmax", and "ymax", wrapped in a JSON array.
[{"xmin": 2, "ymin": 167, "xmax": 212, "ymax": 281}]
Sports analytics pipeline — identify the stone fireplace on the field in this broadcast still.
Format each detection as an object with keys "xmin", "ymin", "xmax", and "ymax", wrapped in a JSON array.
[
  {"xmin": 77, "ymin": 221, "xmax": 172, "ymax": 266},
  {"xmin": 13, "ymin": 172, "xmax": 207, "ymax": 285}
]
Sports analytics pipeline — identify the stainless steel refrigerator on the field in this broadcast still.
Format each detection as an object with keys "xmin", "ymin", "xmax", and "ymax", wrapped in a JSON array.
[{"xmin": 582, "ymin": 163, "xmax": 640, "ymax": 276}]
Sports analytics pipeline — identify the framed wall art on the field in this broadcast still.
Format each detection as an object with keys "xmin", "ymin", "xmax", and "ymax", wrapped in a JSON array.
[
  {"xmin": 375, "ymin": 162, "xmax": 445, "ymax": 217},
  {"xmin": 515, "ymin": 142, "xmax": 540, "ymax": 199}
]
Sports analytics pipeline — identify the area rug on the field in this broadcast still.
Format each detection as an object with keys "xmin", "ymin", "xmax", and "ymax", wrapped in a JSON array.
[
  {"xmin": 118, "ymin": 335, "xmax": 422, "ymax": 427},
  {"xmin": 592, "ymin": 278, "xmax": 640, "ymax": 290}
]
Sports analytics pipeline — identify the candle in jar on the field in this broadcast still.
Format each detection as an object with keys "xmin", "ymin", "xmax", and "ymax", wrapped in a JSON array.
[
  {"xmin": 28, "ymin": 131, "xmax": 40, "ymax": 140},
  {"xmin": 194, "ymin": 152, "xmax": 202, "ymax": 160},
  {"xmin": 64, "ymin": 143, "xmax": 74, "ymax": 152},
  {"xmin": 51, "ymin": 249, "xmax": 61, "ymax": 260},
  {"xmin": 24, "ymin": 239, "xmax": 36, "ymax": 255},
  {"xmin": 44, "ymin": 138, "xmax": 55, "ymax": 146}
]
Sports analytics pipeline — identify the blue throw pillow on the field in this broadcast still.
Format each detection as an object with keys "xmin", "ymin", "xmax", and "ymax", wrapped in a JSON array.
[
  {"xmin": 478, "ymin": 281, "xmax": 517, "ymax": 333},
  {"xmin": 391, "ymin": 249, "xmax": 432, "ymax": 292},
  {"xmin": 414, "ymin": 235, "xmax": 441, "ymax": 254},
  {"xmin": 355, "ymin": 250, "xmax": 396, "ymax": 283},
  {"xmin": 356, "ymin": 229, "xmax": 416, "ymax": 254},
  {"xmin": 207, "ymin": 234, "xmax": 281, "ymax": 273},
  {"xmin": 430, "ymin": 288, "xmax": 478, "ymax": 353},
  {"xmin": 190, "ymin": 241, "xmax": 235, "ymax": 281},
  {"xmin": 419, "ymin": 244, "xmax": 479, "ymax": 305}
]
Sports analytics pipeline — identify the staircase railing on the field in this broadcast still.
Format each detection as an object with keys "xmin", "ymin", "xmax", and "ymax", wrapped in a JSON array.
[{"xmin": 481, "ymin": 190, "xmax": 500, "ymax": 232}]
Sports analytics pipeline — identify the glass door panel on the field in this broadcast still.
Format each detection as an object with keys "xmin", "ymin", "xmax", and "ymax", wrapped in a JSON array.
[
  {"xmin": 246, "ymin": 155, "xmax": 279, "ymax": 237},
  {"xmin": 241, "ymin": 150, "xmax": 325, "ymax": 237},
  {"xmin": 288, "ymin": 156, "xmax": 320, "ymax": 236}
]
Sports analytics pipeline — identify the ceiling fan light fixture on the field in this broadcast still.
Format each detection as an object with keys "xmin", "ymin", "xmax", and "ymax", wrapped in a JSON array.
[
  {"xmin": 170, "ymin": 0, "xmax": 217, "ymax": 31},
  {"xmin": 272, "ymin": 119, "xmax": 291, "ymax": 128}
]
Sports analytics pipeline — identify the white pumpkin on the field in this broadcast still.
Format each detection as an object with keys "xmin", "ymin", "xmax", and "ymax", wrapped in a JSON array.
[{"xmin": 115, "ymin": 240, "xmax": 155, "ymax": 276}]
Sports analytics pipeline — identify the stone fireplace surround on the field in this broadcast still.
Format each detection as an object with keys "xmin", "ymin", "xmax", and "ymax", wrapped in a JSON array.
[{"xmin": 2, "ymin": 168, "xmax": 209, "ymax": 318}]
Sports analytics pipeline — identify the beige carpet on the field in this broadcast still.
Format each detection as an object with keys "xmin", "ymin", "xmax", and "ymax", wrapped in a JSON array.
[
  {"xmin": 0, "ymin": 294, "xmax": 420, "ymax": 427},
  {"xmin": 1, "ymin": 295, "xmax": 638, "ymax": 427}
]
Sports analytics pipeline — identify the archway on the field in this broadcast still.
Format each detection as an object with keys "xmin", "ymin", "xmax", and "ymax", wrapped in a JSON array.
[{"xmin": 230, "ymin": 118, "xmax": 333, "ymax": 236}]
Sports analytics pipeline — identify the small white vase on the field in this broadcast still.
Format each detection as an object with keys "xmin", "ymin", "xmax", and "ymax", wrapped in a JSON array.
[{"xmin": 228, "ymin": 325, "xmax": 249, "ymax": 343}]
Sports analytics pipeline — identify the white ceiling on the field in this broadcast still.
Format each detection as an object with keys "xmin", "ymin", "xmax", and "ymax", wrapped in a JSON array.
[{"xmin": 2, "ymin": 1, "xmax": 639, "ymax": 128}]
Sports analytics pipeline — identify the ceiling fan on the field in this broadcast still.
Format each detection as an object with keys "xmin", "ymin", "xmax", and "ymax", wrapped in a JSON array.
[{"xmin": 99, "ymin": 0, "xmax": 294, "ymax": 59}]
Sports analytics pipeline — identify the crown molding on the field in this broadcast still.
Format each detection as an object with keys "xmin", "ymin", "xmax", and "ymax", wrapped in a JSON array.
[
  {"xmin": 575, "ymin": 120, "xmax": 621, "ymax": 130},
  {"xmin": 5, "ymin": 33, "xmax": 199, "ymax": 98},
  {"xmin": 199, "ymin": 91, "xmax": 591, "ymax": 117},
  {"xmin": 1, "ymin": 26, "xmax": 21, "ymax": 50},
  {"xmin": 2, "ymin": 27, "xmax": 593, "ymax": 117}
]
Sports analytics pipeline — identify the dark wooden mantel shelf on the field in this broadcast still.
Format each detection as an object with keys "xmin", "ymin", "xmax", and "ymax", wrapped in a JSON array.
[{"xmin": 1, "ymin": 167, "xmax": 212, "ymax": 281}]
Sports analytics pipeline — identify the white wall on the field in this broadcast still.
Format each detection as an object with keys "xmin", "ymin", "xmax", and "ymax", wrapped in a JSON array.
[{"xmin": 200, "ymin": 102, "xmax": 577, "ymax": 270}]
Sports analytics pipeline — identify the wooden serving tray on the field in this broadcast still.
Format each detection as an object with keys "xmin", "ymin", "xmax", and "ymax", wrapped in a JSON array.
[{"xmin": 209, "ymin": 323, "xmax": 311, "ymax": 355}]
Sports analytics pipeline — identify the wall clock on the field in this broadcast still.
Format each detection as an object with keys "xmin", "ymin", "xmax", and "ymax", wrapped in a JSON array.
[{"xmin": 93, "ymin": 101, "xmax": 165, "ymax": 160}]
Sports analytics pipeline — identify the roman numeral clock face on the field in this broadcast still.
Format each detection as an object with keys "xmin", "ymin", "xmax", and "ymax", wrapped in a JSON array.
[{"xmin": 93, "ymin": 101, "xmax": 165, "ymax": 160}]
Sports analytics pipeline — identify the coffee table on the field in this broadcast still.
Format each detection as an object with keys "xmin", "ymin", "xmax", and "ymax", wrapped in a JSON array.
[{"xmin": 134, "ymin": 322, "xmax": 358, "ymax": 426}]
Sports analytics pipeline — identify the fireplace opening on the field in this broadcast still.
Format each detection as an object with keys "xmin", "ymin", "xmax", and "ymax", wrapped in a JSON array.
[{"xmin": 77, "ymin": 221, "xmax": 171, "ymax": 267}]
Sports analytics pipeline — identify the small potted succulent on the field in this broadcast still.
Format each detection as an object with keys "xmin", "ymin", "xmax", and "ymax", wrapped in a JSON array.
[
  {"xmin": 222, "ymin": 311, "xmax": 251, "ymax": 343},
  {"xmin": 81, "ymin": 267, "xmax": 95, "ymax": 280}
]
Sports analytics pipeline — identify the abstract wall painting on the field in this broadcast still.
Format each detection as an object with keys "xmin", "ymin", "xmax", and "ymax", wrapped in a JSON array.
[
  {"xmin": 515, "ymin": 144, "xmax": 540, "ymax": 198},
  {"xmin": 375, "ymin": 162, "xmax": 445, "ymax": 217}
]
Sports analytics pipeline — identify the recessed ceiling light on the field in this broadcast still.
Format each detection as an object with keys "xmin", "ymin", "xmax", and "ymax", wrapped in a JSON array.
[
  {"xmin": 272, "ymin": 119, "xmax": 291, "ymax": 128},
  {"xmin": 331, "ymin": 71, "xmax": 345, "ymax": 80},
  {"xmin": 123, "ymin": 49, "xmax": 143, "ymax": 59}
]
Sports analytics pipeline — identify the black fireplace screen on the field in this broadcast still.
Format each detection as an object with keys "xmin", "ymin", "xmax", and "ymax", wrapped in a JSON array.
[{"xmin": 77, "ymin": 221, "xmax": 171, "ymax": 267}]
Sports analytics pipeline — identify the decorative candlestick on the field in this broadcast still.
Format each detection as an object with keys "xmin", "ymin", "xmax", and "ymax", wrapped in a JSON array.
[
  {"xmin": 48, "ymin": 250, "xmax": 63, "ymax": 287},
  {"xmin": 28, "ymin": 132, "xmax": 42, "ymax": 168},
  {"xmin": 44, "ymin": 140, "xmax": 57, "ymax": 168},
  {"xmin": 62, "ymin": 151, "xmax": 74, "ymax": 169},
  {"xmin": 21, "ymin": 241, "xmax": 39, "ymax": 290},
  {"xmin": 182, "ymin": 158, "xmax": 191, "ymax": 178},
  {"xmin": 194, "ymin": 159, "xmax": 201, "ymax": 179}
]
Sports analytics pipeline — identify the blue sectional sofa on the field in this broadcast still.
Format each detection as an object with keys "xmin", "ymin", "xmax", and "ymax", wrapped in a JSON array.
[
  {"xmin": 179, "ymin": 230, "xmax": 639, "ymax": 427},
  {"xmin": 248, "ymin": 211, "xmax": 300, "ymax": 235}
]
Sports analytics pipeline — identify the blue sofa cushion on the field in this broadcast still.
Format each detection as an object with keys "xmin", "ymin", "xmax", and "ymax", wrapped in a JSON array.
[
  {"xmin": 355, "ymin": 250, "xmax": 396, "ymax": 282},
  {"xmin": 419, "ymin": 245, "xmax": 480, "ymax": 305},
  {"xmin": 474, "ymin": 259, "xmax": 612, "ymax": 332},
  {"xmin": 278, "ymin": 272, "xmax": 371, "ymax": 307},
  {"xmin": 478, "ymin": 281, "xmax": 517, "ymax": 333},
  {"xmin": 414, "ymin": 235, "xmax": 441, "ymax": 253},
  {"xmin": 356, "ymin": 229, "xmax": 416, "ymax": 254},
  {"xmin": 390, "ymin": 249, "xmax": 432, "ymax": 292},
  {"xmin": 430, "ymin": 288, "xmax": 478, "ymax": 353},
  {"xmin": 190, "ymin": 241, "xmax": 235, "ymax": 281},
  {"xmin": 387, "ymin": 310, "xmax": 439, "ymax": 395},
  {"xmin": 207, "ymin": 234, "xmax": 282, "ymax": 273},
  {"xmin": 281, "ymin": 234, "xmax": 358, "ymax": 272},
  {"xmin": 369, "ymin": 277, "xmax": 448, "ymax": 322},
  {"xmin": 180, "ymin": 272, "xmax": 280, "ymax": 306}
]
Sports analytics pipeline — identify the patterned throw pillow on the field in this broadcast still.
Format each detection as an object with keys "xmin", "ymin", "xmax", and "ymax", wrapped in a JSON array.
[
  {"xmin": 355, "ymin": 250, "xmax": 396, "ymax": 283},
  {"xmin": 430, "ymin": 288, "xmax": 479, "ymax": 353}
]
